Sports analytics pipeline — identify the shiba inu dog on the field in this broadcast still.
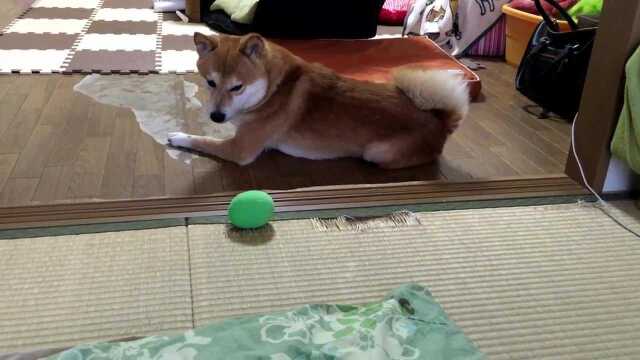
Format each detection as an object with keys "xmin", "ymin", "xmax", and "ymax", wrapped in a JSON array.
[{"xmin": 168, "ymin": 32, "xmax": 469, "ymax": 169}]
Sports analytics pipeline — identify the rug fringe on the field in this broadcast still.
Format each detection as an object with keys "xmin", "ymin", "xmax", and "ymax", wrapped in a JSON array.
[{"xmin": 310, "ymin": 210, "xmax": 421, "ymax": 232}]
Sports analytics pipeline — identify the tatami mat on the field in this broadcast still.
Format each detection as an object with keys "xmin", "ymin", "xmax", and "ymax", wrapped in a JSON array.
[
  {"xmin": 188, "ymin": 202, "xmax": 640, "ymax": 360},
  {"xmin": 2, "ymin": 201, "xmax": 640, "ymax": 358},
  {"xmin": 0, "ymin": 226, "xmax": 192, "ymax": 353}
]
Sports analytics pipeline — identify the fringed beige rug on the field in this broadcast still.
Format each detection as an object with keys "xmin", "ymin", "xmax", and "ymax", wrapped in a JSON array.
[{"xmin": 2, "ymin": 201, "xmax": 640, "ymax": 359}]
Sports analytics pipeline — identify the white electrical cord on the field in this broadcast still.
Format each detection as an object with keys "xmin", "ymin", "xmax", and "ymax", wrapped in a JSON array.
[{"xmin": 571, "ymin": 113, "xmax": 640, "ymax": 238}]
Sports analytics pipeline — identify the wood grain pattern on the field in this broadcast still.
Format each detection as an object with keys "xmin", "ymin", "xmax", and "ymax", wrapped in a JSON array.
[
  {"xmin": 66, "ymin": 136, "xmax": 111, "ymax": 199},
  {"xmin": 194, "ymin": 168, "xmax": 224, "ymax": 195},
  {"xmin": 11, "ymin": 125, "xmax": 58, "ymax": 178},
  {"xmin": 134, "ymin": 133, "xmax": 165, "ymax": 197},
  {"xmin": 46, "ymin": 94, "xmax": 93, "ymax": 166},
  {"xmin": 99, "ymin": 107, "xmax": 140, "ymax": 199},
  {"xmin": 0, "ymin": 60, "xmax": 571, "ymax": 206},
  {"xmin": 0, "ymin": 76, "xmax": 16, "ymax": 99},
  {"xmin": 39, "ymin": 77, "xmax": 79, "ymax": 127},
  {"xmin": 32, "ymin": 166, "xmax": 70, "ymax": 203},
  {"xmin": 0, "ymin": 176, "xmax": 587, "ymax": 230},
  {"xmin": 0, "ymin": 178, "xmax": 39, "ymax": 206},
  {"xmin": 0, "ymin": 77, "xmax": 59, "ymax": 154},
  {"xmin": 185, "ymin": 0, "xmax": 201, "ymax": 22},
  {"xmin": 0, "ymin": 154, "xmax": 19, "ymax": 191}
]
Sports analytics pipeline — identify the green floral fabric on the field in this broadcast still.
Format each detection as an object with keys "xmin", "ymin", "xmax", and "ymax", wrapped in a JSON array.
[{"xmin": 48, "ymin": 284, "xmax": 484, "ymax": 360}]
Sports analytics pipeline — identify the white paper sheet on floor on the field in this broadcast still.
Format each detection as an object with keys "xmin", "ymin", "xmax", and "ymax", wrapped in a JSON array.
[{"xmin": 73, "ymin": 75, "xmax": 236, "ymax": 164}]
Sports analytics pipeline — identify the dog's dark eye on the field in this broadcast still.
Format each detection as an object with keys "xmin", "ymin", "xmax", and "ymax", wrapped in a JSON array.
[
  {"xmin": 229, "ymin": 84, "xmax": 243, "ymax": 92},
  {"xmin": 207, "ymin": 80, "xmax": 216, "ymax": 88}
]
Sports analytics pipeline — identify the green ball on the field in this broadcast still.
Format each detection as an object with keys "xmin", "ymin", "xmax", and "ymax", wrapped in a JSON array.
[{"xmin": 228, "ymin": 190, "xmax": 274, "ymax": 229}]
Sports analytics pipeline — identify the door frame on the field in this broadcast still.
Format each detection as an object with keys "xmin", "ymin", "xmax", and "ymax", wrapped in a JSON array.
[{"xmin": 565, "ymin": 0, "xmax": 640, "ymax": 191}]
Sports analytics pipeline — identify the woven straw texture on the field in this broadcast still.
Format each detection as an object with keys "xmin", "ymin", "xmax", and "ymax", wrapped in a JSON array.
[
  {"xmin": 2, "ymin": 201, "xmax": 640, "ymax": 359},
  {"xmin": 0, "ymin": 226, "xmax": 193, "ymax": 353},
  {"xmin": 189, "ymin": 202, "xmax": 640, "ymax": 359}
]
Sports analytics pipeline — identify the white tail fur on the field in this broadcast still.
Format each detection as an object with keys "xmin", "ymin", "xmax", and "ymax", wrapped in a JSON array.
[{"xmin": 392, "ymin": 68, "xmax": 470, "ymax": 132}]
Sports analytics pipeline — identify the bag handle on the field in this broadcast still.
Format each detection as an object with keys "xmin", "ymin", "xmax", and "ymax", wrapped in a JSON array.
[{"xmin": 534, "ymin": 0, "xmax": 579, "ymax": 32}]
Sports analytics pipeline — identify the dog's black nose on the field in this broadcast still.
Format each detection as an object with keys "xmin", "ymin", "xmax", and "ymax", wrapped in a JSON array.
[{"xmin": 210, "ymin": 111, "xmax": 227, "ymax": 123}]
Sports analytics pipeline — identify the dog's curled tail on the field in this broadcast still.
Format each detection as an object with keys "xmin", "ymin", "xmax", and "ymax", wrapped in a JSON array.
[{"xmin": 392, "ymin": 67, "xmax": 470, "ymax": 132}]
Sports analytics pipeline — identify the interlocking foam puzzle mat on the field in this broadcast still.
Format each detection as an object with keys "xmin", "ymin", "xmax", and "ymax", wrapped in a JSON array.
[
  {"xmin": 1, "ymin": 1, "xmax": 482, "ymax": 84},
  {"xmin": 0, "ymin": 0, "xmax": 213, "ymax": 74}
]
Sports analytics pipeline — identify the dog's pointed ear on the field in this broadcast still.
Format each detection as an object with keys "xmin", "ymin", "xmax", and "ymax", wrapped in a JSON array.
[
  {"xmin": 194, "ymin": 32, "xmax": 218, "ymax": 56},
  {"xmin": 240, "ymin": 33, "xmax": 265, "ymax": 59}
]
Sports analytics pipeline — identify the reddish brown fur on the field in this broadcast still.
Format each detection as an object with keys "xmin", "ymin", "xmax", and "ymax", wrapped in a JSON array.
[{"xmin": 171, "ymin": 33, "xmax": 460, "ymax": 169}]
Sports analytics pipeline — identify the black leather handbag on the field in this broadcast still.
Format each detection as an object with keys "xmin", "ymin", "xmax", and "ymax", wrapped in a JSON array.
[{"xmin": 515, "ymin": 0, "xmax": 598, "ymax": 119}]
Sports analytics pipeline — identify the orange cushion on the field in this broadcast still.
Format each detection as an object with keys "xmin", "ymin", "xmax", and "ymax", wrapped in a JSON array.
[{"xmin": 274, "ymin": 37, "xmax": 481, "ymax": 100}]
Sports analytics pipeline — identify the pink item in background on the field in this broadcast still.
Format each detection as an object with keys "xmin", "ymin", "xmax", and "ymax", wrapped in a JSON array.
[
  {"xmin": 467, "ymin": 16, "xmax": 506, "ymax": 57},
  {"xmin": 378, "ymin": 0, "xmax": 414, "ymax": 25},
  {"xmin": 509, "ymin": 0, "xmax": 577, "ymax": 17}
]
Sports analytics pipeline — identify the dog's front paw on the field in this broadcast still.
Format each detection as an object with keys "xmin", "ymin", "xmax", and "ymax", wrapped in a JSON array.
[{"xmin": 168, "ymin": 132, "xmax": 193, "ymax": 148}]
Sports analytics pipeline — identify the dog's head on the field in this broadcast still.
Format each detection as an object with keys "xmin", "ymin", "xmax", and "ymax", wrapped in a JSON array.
[{"xmin": 194, "ymin": 32, "xmax": 270, "ymax": 124}]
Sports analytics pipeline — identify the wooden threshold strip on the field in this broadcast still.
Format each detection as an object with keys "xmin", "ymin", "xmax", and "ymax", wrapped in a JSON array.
[{"xmin": 0, "ymin": 176, "xmax": 586, "ymax": 230}]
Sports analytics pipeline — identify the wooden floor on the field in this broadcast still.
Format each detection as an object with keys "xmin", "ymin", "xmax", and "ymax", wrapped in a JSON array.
[{"xmin": 0, "ymin": 2, "xmax": 571, "ymax": 206}]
